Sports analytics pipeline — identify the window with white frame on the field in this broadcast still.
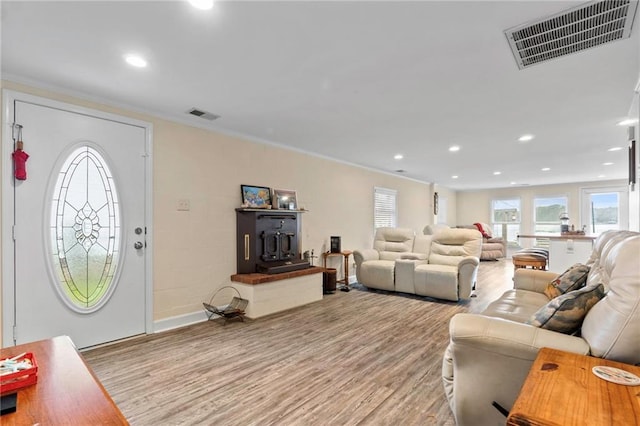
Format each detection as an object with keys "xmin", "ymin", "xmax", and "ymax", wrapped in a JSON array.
[
  {"xmin": 534, "ymin": 196, "xmax": 568, "ymax": 234},
  {"xmin": 374, "ymin": 187, "xmax": 397, "ymax": 229},
  {"xmin": 491, "ymin": 198, "xmax": 520, "ymax": 244},
  {"xmin": 580, "ymin": 186, "xmax": 628, "ymax": 234}
]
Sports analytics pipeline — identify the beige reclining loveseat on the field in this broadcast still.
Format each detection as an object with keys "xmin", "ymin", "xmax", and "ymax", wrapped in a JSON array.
[
  {"xmin": 442, "ymin": 230, "xmax": 640, "ymax": 425},
  {"xmin": 354, "ymin": 227, "xmax": 482, "ymax": 301}
]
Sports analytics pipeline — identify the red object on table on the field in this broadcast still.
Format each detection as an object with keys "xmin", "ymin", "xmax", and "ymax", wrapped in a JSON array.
[{"xmin": 0, "ymin": 352, "xmax": 38, "ymax": 393}]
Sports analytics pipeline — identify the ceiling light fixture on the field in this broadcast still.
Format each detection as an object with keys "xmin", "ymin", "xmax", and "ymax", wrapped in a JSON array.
[
  {"xmin": 602, "ymin": 162, "xmax": 613, "ymax": 166},
  {"xmin": 617, "ymin": 118, "xmax": 639, "ymax": 126},
  {"xmin": 493, "ymin": 171, "xmax": 501, "ymax": 175},
  {"xmin": 452, "ymin": 175, "xmax": 459, "ymax": 179},
  {"xmin": 541, "ymin": 167, "xmax": 550, "ymax": 171},
  {"xmin": 608, "ymin": 147, "xmax": 623, "ymax": 151},
  {"xmin": 448, "ymin": 146, "xmax": 460, "ymax": 152},
  {"xmin": 188, "ymin": 0, "xmax": 214, "ymax": 10},
  {"xmin": 518, "ymin": 134, "xmax": 534, "ymax": 142},
  {"xmin": 124, "ymin": 54, "xmax": 147, "ymax": 68},
  {"xmin": 394, "ymin": 154, "xmax": 403, "ymax": 160},
  {"xmin": 598, "ymin": 174, "xmax": 606, "ymax": 178},
  {"xmin": 510, "ymin": 181, "xmax": 517, "ymax": 185}
]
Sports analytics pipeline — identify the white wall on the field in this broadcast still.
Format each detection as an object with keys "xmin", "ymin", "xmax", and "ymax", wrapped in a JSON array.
[{"xmin": 0, "ymin": 80, "xmax": 432, "ymax": 334}]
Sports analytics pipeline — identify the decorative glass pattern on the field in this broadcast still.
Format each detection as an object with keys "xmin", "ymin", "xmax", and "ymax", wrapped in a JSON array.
[{"xmin": 49, "ymin": 146, "xmax": 120, "ymax": 312}]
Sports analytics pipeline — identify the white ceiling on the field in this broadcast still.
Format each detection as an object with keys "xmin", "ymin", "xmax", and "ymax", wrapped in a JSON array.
[{"xmin": 2, "ymin": 0, "xmax": 638, "ymax": 190}]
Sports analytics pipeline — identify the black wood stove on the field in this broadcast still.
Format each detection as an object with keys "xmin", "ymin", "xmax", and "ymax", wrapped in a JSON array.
[{"xmin": 236, "ymin": 209, "xmax": 309, "ymax": 274}]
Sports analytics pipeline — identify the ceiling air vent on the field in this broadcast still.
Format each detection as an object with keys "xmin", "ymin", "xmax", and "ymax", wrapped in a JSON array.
[
  {"xmin": 187, "ymin": 108, "xmax": 220, "ymax": 121},
  {"xmin": 505, "ymin": 0, "xmax": 638, "ymax": 69}
]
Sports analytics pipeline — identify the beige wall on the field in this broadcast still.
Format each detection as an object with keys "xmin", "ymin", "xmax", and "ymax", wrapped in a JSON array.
[
  {"xmin": 456, "ymin": 180, "xmax": 627, "ymax": 233},
  {"xmin": 0, "ymin": 81, "xmax": 432, "ymax": 329}
]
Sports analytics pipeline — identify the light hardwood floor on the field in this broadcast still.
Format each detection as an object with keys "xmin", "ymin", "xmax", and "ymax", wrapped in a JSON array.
[{"xmin": 83, "ymin": 259, "xmax": 515, "ymax": 425}]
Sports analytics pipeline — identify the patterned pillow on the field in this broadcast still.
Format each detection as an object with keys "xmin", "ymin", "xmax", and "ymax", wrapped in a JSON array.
[
  {"xmin": 528, "ymin": 284, "xmax": 605, "ymax": 334},
  {"xmin": 544, "ymin": 263, "xmax": 590, "ymax": 299}
]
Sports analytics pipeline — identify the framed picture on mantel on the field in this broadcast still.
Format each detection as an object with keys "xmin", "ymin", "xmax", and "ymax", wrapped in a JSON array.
[
  {"xmin": 273, "ymin": 189, "xmax": 297, "ymax": 210},
  {"xmin": 241, "ymin": 184, "xmax": 272, "ymax": 208}
]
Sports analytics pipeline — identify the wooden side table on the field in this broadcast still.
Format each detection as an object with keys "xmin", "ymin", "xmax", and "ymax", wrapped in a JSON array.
[
  {"xmin": 507, "ymin": 347, "xmax": 640, "ymax": 425},
  {"xmin": 322, "ymin": 250, "xmax": 352, "ymax": 289}
]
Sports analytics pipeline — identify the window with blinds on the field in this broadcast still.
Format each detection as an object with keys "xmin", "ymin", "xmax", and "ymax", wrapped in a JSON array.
[{"xmin": 374, "ymin": 187, "xmax": 397, "ymax": 229}]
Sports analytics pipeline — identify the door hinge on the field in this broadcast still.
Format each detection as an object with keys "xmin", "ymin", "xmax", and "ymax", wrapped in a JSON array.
[
  {"xmin": 13, "ymin": 325, "xmax": 17, "ymax": 343},
  {"xmin": 12, "ymin": 225, "xmax": 16, "ymax": 241},
  {"xmin": 12, "ymin": 123, "xmax": 23, "ymax": 141}
]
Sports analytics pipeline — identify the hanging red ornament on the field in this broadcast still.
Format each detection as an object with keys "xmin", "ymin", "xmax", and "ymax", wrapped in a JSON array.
[{"xmin": 13, "ymin": 140, "xmax": 29, "ymax": 181}]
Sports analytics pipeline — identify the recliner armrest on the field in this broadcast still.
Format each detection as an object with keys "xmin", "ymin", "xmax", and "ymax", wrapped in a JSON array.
[
  {"xmin": 449, "ymin": 313, "xmax": 590, "ymax": 356},
  {"xmin": 353, "ymin": 249, "xmax": 379, "ymax": 266},
  {"xmin": 443, "ymin": 314, "xmax": 590, "ymax": 426},
  {"xmin": 457, "ymin": 256, "xmax": 479, "ymax": 299},
  {"xmin": 400, "ymin": 252, "xmax": 428, "ymax": 260},
  {"xmin": 513, "ymin": 268, "xmax": 559, "ymax": 294}
]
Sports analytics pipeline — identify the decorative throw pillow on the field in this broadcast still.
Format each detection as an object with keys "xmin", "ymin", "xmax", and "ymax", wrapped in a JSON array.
[
  {"xmin": 544, "ymin": 263, "xmax": 590, "ymax": 299},
  {"xmin": 528, "ymin": 283, "xmax": 605, "ymax": 334}
]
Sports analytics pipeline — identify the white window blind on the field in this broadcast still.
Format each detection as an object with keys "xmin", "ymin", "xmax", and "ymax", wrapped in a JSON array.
[{"xmin": 374, "ymin": 187, "xmax": 397, "ymax": 229}]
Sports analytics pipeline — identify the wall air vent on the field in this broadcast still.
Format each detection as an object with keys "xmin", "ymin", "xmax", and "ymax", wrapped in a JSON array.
[
  {"xmin": 505, "ymin": 0, "xmax": 638, "ymax": 69},
  {"xmin": 187, "ymin": 108, "xmax": 220, "ymax": 121}
]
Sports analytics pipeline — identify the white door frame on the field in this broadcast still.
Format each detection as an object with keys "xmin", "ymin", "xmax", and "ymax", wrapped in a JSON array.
[{"xmin": 2, "ymin": 89, "xmax": 154, "ymax": 346}]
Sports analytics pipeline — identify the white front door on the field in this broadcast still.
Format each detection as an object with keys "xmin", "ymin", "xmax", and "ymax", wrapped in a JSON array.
[{"xmin": 2, "ymin": 91, "xmax": 152, "ymax": 349}]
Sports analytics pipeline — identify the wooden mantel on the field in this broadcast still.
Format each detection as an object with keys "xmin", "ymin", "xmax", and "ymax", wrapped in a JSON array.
[{"xmin": 231, "ymin": 266, "xmax": 324, "ymax": 285}]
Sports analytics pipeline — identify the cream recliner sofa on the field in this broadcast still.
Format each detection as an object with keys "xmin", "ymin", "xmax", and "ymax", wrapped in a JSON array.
[
  {"xmin": 354, "ymin": 227, "xmax": 482, "ymax": 301},
  {"xmin": 353, "ymin": 227, "xmax": 416, "ymax": 291},
  {"xmin": 395, "ymin": 228, "xmax": 482, "ymax": 301},
  {"xmin": 442, "ymin": 230, "xmax": 640, "ymax": 425}
]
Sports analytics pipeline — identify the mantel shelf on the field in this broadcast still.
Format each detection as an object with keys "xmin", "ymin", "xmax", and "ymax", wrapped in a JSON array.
[{"xmin": 236, "ymin": 208, "xmax": 308, "ymax": 213}]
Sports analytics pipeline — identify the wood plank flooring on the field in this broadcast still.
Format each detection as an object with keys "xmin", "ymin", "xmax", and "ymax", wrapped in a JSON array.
[{"xmin": 83, "ymin": 259, "xmax": 515, "ymax": 425}]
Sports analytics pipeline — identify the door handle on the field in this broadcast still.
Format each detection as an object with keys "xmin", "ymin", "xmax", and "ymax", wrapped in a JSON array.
[{"xmin": 134, "ymin": 241, "xmax": 144, "ymax": 250}]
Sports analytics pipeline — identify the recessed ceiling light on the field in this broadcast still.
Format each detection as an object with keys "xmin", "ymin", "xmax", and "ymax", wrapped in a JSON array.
[
  {"xmin": 124, "ymin": 54, "xmax": 147, "ymax": 68},
  {"xmin": 188, "ymin": 0, "xmax": 214, "ymax": 10},
  {"xmin": 598, "ymin": 174, "xmax": 606, "ymax": 178},
  {"xmin": 493, "ymin": 171, "xmax": 501, "ymax": 175},
  {"xmin": 608, "ymin": 147, "xmax": 623, "ymax": 151},
  {"xmin": 452, "ymin": 175, "xmax": 459, "ymax": 179},
  {"xmin": 448, "ymin": 146, "xmax": 460, "ymax": 152},
  {"xmin": 617, "ymin": 118, "xmax": 639, "ymax": 126},
  {"xmin": 541, "ymin": 167, "xmax": 550, "ymax": 171},
  {"xmin": 518, "ymin": 134, "xmax": 534, "ymax": 142},
  {"xmin": 510, "ymin": 181, "xmax": 517, "ymax": 185},
  {"xmin": 602, "ymin": 162, "xmax": 614, "ymax": 166},
  {"xmin": 394, "ymin": 154, "xmax": 403, "ymax": 160}
]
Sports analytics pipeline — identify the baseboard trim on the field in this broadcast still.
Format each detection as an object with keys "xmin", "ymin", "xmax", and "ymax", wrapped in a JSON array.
[{"xmin": 153, "ymin": 310, "xmax": 208, "ymax": 333}]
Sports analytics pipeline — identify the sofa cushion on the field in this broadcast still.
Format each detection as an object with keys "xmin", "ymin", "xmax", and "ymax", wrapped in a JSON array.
[
  {"xmin": 581, "ymin": 235, "xmax": 640, "ymax": 364},
  {"xmin": 528, "ymin": 284, "xmax": 605, "ymax": 335},
  {"xmin": 359, "ymin": 260, "xmax": 395, "ymax": 291},
  {"xmin": 482, "ymin": 289, "xmax": 550, "ymax": 323},
  {"xmin": 414, "ymin": 264, "xmax": 459, "ymax": 301},
  {"xmin": 429, "ymin": 228, "xmax": 482, "ymax": 265},
  {"xmin": 544, "ymin": 263, "xmax": 590, "ymax": 299}
]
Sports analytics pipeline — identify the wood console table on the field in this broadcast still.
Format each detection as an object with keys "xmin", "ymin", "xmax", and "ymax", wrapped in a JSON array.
[
  {"xmin": 507, "ymin": 347, "xmax": 640, "ymax": 425},
  {"xmin": 0, "ymin": 335, "xmax": 127, "ymax": 425}
]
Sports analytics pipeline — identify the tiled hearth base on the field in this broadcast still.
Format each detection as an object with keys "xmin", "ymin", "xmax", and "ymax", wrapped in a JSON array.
[{"xmin": 230, "ymin": 267, "xmax": 324, "ymax": 319}]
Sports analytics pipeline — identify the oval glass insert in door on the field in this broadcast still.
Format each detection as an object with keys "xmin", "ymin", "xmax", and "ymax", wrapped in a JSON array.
[{"xmin": 49, "ymin": 145, "xmax": 121, "ymax": 313}]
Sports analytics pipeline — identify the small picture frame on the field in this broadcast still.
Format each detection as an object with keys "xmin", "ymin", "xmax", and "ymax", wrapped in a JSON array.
[
  {"xmin": 272, "ymin": 189, "xmax": 297, "ymax": 210},
  {"xmin": 241, "ymin": 184, "xmax": 272, "ymax": 208}
]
